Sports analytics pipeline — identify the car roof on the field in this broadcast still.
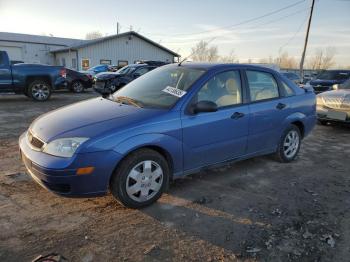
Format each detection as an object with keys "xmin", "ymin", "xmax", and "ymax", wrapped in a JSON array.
[{"xmin": 176, "ymin": 62, "xmax": 279, "ymax": 73}]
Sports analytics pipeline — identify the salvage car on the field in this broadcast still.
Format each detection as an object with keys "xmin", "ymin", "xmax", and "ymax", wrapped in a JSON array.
[
  {"xmin": 65, "ymin": 69, "xmax": 93, "ymax": 93},
  {"xmin": 309, "ymin": 70, "xmax": 350, "ymax": 94},
  {"xmin": 93, "ymin": 61, "xmax": 167, "ymax": 94},
  {"xmin": 19, "ymin": 63, "xmax": 316, "ymax": 208},
  {"xmin": 0, "ymin": 50, "xmax": 67, "ymax": 101},
  {"xmin": 316, "ymin": 78, "xmax": 350, "ymax": 125}
]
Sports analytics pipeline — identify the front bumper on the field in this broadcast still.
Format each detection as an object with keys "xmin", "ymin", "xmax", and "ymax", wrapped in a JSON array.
[
  {"xmin": 19, "ymin": 132, "xmax": 123, "ymax": 197},
  {"xmin": 317, "ymin": 107, "xmax": 350, "ymax": 123}
]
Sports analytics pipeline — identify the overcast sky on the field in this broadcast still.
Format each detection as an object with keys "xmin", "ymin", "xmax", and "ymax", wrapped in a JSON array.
[{"xmin": 0, "ymin": 0, "xmax": 349, "ymax": 66}]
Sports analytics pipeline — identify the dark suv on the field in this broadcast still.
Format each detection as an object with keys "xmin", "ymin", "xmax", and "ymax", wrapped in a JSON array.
[
  {"xmin": 93, "ymin": 61, "xmax": 167, "ymax": 94},
  {"xmin": 309, "ymin": 70, "xmax": 350, "ymax": 93}
]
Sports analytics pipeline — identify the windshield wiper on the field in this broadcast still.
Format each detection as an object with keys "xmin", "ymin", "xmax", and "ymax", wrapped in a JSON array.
[{"xmin": 115, "ymin": 96, "xmax": 143, "ymax": 108}]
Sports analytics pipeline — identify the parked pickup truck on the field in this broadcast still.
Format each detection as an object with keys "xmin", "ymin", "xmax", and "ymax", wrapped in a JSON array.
[{"xmin": 0, "ymin": 50, "xmax": 67, "ymax": 101}]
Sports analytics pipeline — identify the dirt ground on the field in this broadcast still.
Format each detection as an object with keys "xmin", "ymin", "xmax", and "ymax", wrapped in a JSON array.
[{"xmin": 0, "ymin": 91, "xmax": 349, "ymax": 262}]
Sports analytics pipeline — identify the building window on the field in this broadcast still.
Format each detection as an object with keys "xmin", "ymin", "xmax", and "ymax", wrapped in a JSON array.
[
  {"xmin": 81, "ymin": 58, "xmax": 90, "ymax": 70},
  {"xmin": 100, "ymin": 59, "xmax": 111, "ymax": 65},
  {"xmin": 72, "ymin": 58, "xmax": 77, "ymax": 69},
  {"xmin": 61, "ymin": 58, "xmax": 66, "ymax": 67},
  {"xmin": 118, "ymin": 60, "xmax": 128, "ymax": 68}
]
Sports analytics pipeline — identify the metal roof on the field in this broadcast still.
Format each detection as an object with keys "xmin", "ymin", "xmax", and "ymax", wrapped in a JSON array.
[
  {"xmin": 51, "ymin": 31, "xmax": 180, "ymax": 57},
  {"xmin": 0, "ymin": 32, "xmax": 84, "ymax": 46}
]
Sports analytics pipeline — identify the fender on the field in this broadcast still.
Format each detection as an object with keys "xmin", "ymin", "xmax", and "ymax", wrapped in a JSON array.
[{"xmin": 113, "ymin": 133, "xmax": 183, "ymax": 176}]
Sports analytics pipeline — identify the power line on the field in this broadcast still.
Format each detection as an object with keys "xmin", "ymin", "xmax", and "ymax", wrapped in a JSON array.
[
  {"xmin": 162, "ymin": 7, "xmax": 309, "ymax": 45},
  {"xmin": 278, "ymin": 12, "xmax": 310, "ymax": 53},
  {"xmin": 151, "ymin": 0, "xmax": 306, "ymax": 38}
]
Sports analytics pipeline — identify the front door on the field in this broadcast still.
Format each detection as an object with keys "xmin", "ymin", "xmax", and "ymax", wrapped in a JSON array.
[{"xmin": 181, "ymin": 70, "xmax": 249, "ymax": 171}]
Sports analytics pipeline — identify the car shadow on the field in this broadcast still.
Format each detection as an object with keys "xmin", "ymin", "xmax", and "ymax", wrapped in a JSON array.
[{"xmin": 139, "ymin": 156, "xmax": 289, "ymax": 258}]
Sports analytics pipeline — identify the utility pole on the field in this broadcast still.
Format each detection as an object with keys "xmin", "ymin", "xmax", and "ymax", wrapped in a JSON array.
[
  {"xmin": 117, "ymin": 22, "xmax": 120, "ymax": 35},
  {"xmin": 299, "ymin": 0, "xmax": 315, "ymax": 81}
]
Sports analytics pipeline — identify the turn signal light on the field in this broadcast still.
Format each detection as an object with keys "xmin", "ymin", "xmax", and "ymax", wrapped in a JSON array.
[{"xmin": 76, "ymin": 167, "xmax": 94, "ymax": 175}]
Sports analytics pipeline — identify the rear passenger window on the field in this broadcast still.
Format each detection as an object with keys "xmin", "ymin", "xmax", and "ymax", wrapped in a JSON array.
[
  {"xmin": 281, "ymin": 80, "xmax": 295, "ymax": 97},
  {"xmin": 246, "ymin": 71, "xmax": 279, "ymax": 102}
]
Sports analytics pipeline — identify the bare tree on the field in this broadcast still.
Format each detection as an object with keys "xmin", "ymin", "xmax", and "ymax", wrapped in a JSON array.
[
  {"xmin": 85, "ymin": 31, "xmax": 103, "ymax": 40},
  {"xmin": 274, "ymin": 52, "xmax": 298, "ymax": 69},
  {"xmin": 191, "ymin": 41, "xmax": 219, "ymax": 62},
  {"xmin": 220, "ymin": 50, "xmax": 238, "ymax": 63},
  {"xmin": 190, "ymin": 41, "xmax": 239, "ymax": 63},
  {"xmin": 306, "ymin": 47, "xmax": 336, "ymax": 70}
]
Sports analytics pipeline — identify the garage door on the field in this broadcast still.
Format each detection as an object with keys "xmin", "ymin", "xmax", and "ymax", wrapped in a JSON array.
[{"xmin": 0, "ymin": 46, "xmax": 23, "ymax": 61}]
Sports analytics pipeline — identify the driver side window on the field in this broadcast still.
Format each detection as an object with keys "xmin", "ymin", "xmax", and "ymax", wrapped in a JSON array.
[{"xmin": 196, "ymin": 70, "xmax": 242, "ymax": 108}]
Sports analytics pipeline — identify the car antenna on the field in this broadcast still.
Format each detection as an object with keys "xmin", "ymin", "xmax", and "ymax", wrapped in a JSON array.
[{"xmin": 178, "ymin": 52, "xmax": 194, "ymax": 66}]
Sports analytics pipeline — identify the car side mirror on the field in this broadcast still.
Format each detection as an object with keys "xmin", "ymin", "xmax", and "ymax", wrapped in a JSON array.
[{"xmin": 190, "ymin": 100, "xmax": 218, "ymax": 114}]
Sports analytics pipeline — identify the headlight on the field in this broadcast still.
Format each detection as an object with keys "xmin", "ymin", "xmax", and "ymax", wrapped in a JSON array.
[
  {"xmin": 43, "ymin": 137, "xmax": 89, "ymax": 158},
  {"xmin": 316, "ymin": 96, "xmax": 324, "ymax": 105}
]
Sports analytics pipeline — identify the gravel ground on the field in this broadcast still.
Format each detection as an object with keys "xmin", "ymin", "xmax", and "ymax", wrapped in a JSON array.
[{"xmin": 0, "ymin": 91, "xmax": 349, "ymax": 262}]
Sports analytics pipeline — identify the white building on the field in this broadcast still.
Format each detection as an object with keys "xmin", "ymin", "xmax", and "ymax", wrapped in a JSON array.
[
  {"xmin": 0, "ymin": 31, "xmax": 179, "ymax": 70},
  {"xmin": 0, "ymin": 32, "xmax": 83, "ymax": 64}
]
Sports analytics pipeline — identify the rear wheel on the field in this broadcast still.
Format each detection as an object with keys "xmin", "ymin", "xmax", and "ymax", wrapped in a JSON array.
[
  {"xmin": 110, "ymin": 149, "xmax": 169, "ymax": 208},
  {"xmin": 71, "ymin": 80, "xmax": 84, "ymax": 93},
  {"xmin": 276, "ymin": 125, "xmax": 301, "ymax": 163},
  {"xmin": 28, "ymin": 79, "xmax": 51, "ymax": 101}
]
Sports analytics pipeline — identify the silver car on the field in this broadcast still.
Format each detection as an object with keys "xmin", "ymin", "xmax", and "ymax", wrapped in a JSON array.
[{"xmin": 316, "ymin": 78, "xmax": 350, "ymax": 125}]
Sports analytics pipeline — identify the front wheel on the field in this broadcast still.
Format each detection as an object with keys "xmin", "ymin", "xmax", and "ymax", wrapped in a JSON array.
[
  {"xmin": 71, "ymin": 81, "xmax": 84, "ymax": 93},
  {"xmin": 110, "ymin": 149, "xmax": 169, "ymax": 208},
  {"xmin": 276, "ymin": 125, "xmax": 301, "ymax": 163},
  {"xmin": 28, "ymin": 79, "xmax": 52, "ymax": 101}
]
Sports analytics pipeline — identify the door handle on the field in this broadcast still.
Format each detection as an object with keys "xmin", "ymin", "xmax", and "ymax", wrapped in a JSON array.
[
  {"xmin": 276, "ymin": 103, "xmax": 286, "ymax": 110},
  {"xmin": 231, "ymin": 112, "xmax": 245, "ymax": 119}
]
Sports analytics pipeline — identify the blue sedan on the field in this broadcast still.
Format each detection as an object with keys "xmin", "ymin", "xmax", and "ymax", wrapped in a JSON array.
[{"xmin": 19, "ymin": 63, "xmax": 316, "ymax": 208}]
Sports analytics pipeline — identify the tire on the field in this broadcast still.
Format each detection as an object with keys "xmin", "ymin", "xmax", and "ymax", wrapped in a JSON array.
[
  {"xmin": 71, "ymin": 80, "xmax": 84, "ymax": 93},
  {"xmin": 318, "ymin": 120, "xmax": 328, "ymax": 126},
  {"xmin": 110, "ymin": 149, "xmax": 169, "ymax": 208},
  {"xmin": 28, "ymin": 79, "xmax": 52, "ymax": 101},
  {"xmin": 275, "ymin": 125, "xmax": 301, "ymax": 163}
]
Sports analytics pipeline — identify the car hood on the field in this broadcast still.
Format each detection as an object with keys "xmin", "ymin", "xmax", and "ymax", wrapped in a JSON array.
[
  {"xmin": 30, "ymin": 97, "xmax": 164, "ymax": 142},
  {"xmin": 310, "ymin": 79, "xmax": 342, "ymax": 85},
  {"xmin": 318, "ymin": 89, "xmax": 350, "ymax": 98},
  {"xmin": 95, "ymin": 72, "xmax": 123, "ymax": 80},
  {"xmin": 318, "ymin": 90, "xmax": 350, "ymax": 109}
]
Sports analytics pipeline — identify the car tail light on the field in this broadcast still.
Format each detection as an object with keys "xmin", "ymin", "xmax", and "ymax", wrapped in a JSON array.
[{"xmin": 60, "ymin": 68, "xmax": 67, "ymax": 78}]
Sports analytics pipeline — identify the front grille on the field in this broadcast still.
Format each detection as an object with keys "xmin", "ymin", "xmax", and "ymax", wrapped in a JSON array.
[
  {"xmin": 42, "ymin": 181, "xmax": 71, "ymax": 193},
  {"xmin": 94, "ymin": 81, "xmax": 106, "ymax": 89},
  {"xmin": 28, "ymin": 131, "xmax": 44, "ymax": 150}
]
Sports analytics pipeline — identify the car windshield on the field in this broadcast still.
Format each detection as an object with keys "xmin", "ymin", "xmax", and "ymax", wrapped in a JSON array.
[
  {"xmin": 116, "ymin": 66, "xmax": 137, "ymax": 75},
  {"xmin": 88, "ymin": 65, "xmax": 106, "ymax": 71},
  {"xmin": 317, "ymin": 71, "xmax": 350, "ymax": 80},
  {"xmin": 111, "ymin": 65, "xmax": 205, "ymax": 109}
]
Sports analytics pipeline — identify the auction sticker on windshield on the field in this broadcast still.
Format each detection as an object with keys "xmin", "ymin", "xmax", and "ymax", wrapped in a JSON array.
[{"xmin": 162, "ymin": 86, "xmax": 187, "ymax": 98}]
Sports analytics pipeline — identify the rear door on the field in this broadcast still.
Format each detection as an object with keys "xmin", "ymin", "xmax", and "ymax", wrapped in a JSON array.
[
  {"xmin": 245, "ymin": 69, "xmax": 291, "ymax": 154},
  {"xmin": 0, "ymin": 52, "xmax": 12, "ymax": 91}
]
